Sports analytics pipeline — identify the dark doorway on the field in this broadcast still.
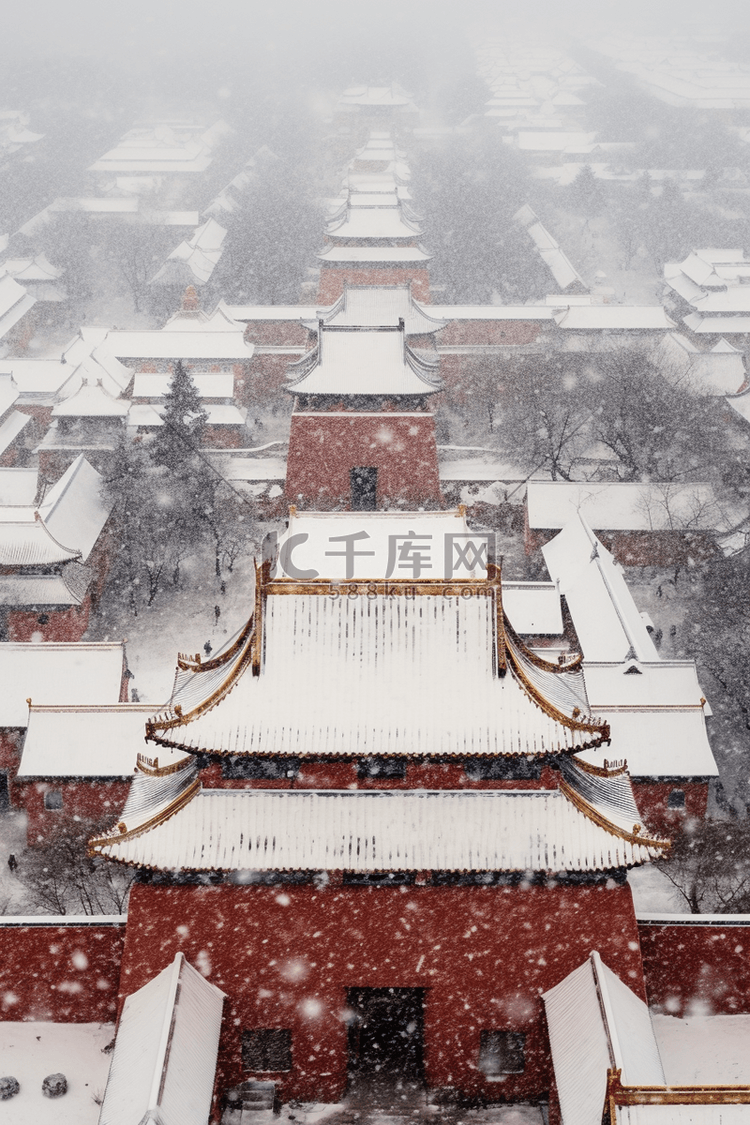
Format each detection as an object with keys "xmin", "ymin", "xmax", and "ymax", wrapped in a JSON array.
[
  {"xmin": 0, "ymin": 772, "xmax": 9, "ymax": 814},
  {"xmin": 346, "ymin": 987, "xmax": 425, "ymax": 1088},
  {"xmin": 351, "ymin": 466, "xmax": 378, "ymax": 511}
]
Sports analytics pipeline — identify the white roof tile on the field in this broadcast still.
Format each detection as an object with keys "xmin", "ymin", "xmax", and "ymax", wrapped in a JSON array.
[
  {"xmin": 95, "ymin": 785, "xmax": 661, "ymax": 873},
  {"xmin": 287, "ymin": 325, "xmax": 440, "ymax": 395},
  {"xmin": 542, "ymin": 517, "xmax": 660, "ymax": 663},
  {"xmin": 0, "ymin": 641, "xmax": 125, "ymax": 727},
  {"xmin": 151, "ymin": 592, "xmax": 600, "ymax": 759},
  {"xmin": 99, "ymin": 953, "xmax": 225, "ymax": 1125},
  {"xmin": 543, "ymin": 952, "xmax": 665, "ymax": 1125}
]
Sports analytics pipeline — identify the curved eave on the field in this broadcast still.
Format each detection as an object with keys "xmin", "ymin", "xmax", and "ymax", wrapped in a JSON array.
[
  {"xmin": 89, "ymin": 776, "xmax": 201, "ymax": 853},
  {"xmin": 559, "ymin": 776, "xmax": 669, "ymax": 853}
]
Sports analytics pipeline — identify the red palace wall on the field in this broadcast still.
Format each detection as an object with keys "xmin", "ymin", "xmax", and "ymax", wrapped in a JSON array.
[
  {"xmin": 318, "ymin": 268, "xmax": 431, "ymax": 305},
  {"xmin": 638, "ymin": 918, "xmax": 750, "ymax": 1017},
  {"xmin": 0, "ymin": 919, "xmax": 125, "ymax": 1022},
  {"xmin": 437, "ymin": 323, "xmax": 544, "ymax": 348},
  {"xmin": 122, "ymin": 881, "xmax": 645, "ymax": 1107},
  {"xmin": 632, "ymin": 781, "xmax": 709, "ymax": 837},
  {"xmin": 19, "ymin": 779, "xmax": 131, "ymax": 845},
  {"xmin": 243, "ymin": 323, "xmax": 311, "ymax": 348},
  {"xmin": 241, "ymin": 353, "xmax": 299, "ymax": 409},
  {"xmin": 524, "ymin": 520, "xmax": 719, "ymax": 569},
  {"xmin": 0, "ymin": 729, "xmax": 23, "ymax": 785},
  {"xmin": 7, "ymin": 596, "xmax": 91, "ymax": 643},
  {"xmin": 286, "ymin": 412, "xmax": 441, "ymax": 507}
]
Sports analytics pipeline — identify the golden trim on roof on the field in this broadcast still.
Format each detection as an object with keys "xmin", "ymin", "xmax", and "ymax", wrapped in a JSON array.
[
  {"xmin": 88, "ymin": 776, "xmax": 201, "ymax": 853},
  {"xmin": 559, "ymin": 778, "xmax": 668, "ymax": 851},
  {"xmin": 606, "ymin": 1067, "xmax": 750, "ymax": 1112},
  {"xmin": 146, "ymin": 552, "xmax": 609, "ymax": 753}
]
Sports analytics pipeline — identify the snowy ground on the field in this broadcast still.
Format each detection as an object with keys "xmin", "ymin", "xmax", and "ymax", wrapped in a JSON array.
[
  {"xmin": 85, "ymin": 545, "xmax": 258, "ymax": 705},
  {"xmin": 0, "ymin": 1021, "xmax": 114, "ymax": 1125},
  {"xmin": 653, "ymin": 1013, "xmax": 750, "ymax": 1082},
  {"xmin": 0, "ymin": 811, "xmax": 33, "ymax": 915},
  {"xmin": 628, "ymin": 864, "xmax": 689, "ymax": 914}
]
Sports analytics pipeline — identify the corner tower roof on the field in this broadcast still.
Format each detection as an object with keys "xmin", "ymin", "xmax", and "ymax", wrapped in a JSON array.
[{"xmin": 286, "ymin": 323, "xmax": 441, "ymax": 396}]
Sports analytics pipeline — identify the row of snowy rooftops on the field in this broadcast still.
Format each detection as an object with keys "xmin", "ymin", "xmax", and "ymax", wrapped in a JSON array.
[
  {"xmin": 586, "ymin": 34, "xmax": 750, "ymax": 108},
  {"xmin": 0, "ymin": 454, "xmax": 112, "ymax": 568},
  {"xmin": 89, "ymin": 119, "xmax": 232, "ymax": 174},
  {"xmin": 6, "ymin": 511, "xmax": 717, "ymax": 790},
  {"xmin": 665, "ymin": 250, "xmax": 750, "ymax": 336}
]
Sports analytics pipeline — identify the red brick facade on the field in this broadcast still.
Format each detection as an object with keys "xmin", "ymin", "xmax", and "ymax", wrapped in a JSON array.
[
  {"xmin": 286, "ymin": 412, "xmax": 441, "ymax": 507},
  {"xmin": 122, "ymin": 880, "xmax": 646, "ymax": 1106},
  {"xmin": 0, "ymin": 920, "xmax": 125, "ymax": 1022},
  {"xmin": 19, "ymin": 779, "xmax": 132, "ymax": 845},
  {"xmin": 639, "ymin": 918, "xmax": 750, "ymax": 1016},
  {"xmin": 318, "ymin": 268, "xmax": 430, "ymax": 305},
  {"xmin": 6, "ymin": 596, "xmax": 91, "ymax": 643},
  {"xmin": 633, "ymin": 780, "xmax": 710, "ymax": 837}
]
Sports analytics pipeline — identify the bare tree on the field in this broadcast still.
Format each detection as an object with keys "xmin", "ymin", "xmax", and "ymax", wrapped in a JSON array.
[
  {"xmin": 19, "ymin": 815, "xmax": 135, "ymax": 916},
  {"xmin": 656, "ymin": 818, "xmax": 750, "ymax": 914}
]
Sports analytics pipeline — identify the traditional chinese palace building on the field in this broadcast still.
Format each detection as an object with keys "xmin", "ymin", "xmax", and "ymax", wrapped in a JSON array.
[{"xmin": 1, "ymin": 110, "xmax": 748, "ymax": 1125}]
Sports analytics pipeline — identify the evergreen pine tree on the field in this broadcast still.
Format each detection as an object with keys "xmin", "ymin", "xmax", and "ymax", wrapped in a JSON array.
[{"xmin": 150, "ymin": 360, "xmax": 209, "ymax": 470}]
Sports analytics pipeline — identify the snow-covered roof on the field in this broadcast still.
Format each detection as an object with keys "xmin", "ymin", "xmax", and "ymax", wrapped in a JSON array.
[
  {"xmin": 0, "ymin": 567, "xmax": 91, "ymax": 608},
  {"xmin": 318, "ymin": 245, "xmax": 431, "ymax": 264},
  {"xmin": 145, "ymin": 581, "xmax": 605, "ymax": 761},
  {"xmin": 1, "ymin": 358, "xmax": 72, "ymax": 398},
  {"xmin": 314, "ymin": 286, "xmax": 445, "ymax": 334},
  {"xmin": 151, "ymin": 218, "xmax": 227, "ymax": 286},
  {"xmin": 555, "ymin": 306, "xmax": 675, "ymax": 330},
  {"xmin": 528, "ymin": 481, "xmax": 729, "ymax": 532},
  {"xmin": 339, "ymin": 85, "xmax": 415, "ymax": 108},
  {"xmin": 0, "ymin": 640, "xmax": 125, "ymax": 728},
  {"xmin": 429, "ymin": 304, "xmax": 555, "ymax": 321},
  {"xmin": 128, "ymin": 402, "xmax": 244, "ymax": 428},
  {"xmin": 0, "ymin": 466, "xmax": 37, "ymax": 505},
  {"xmin": 222, "ymin": 457, "xmax": 287, "ymax": 482},
  {"xmin": 0, "ymin": 253, "xmax": 62, "ymax": 282},
  {"xmin": 38, "ymin": 454, "xmax": 113, "ymax": 562},
  {"xmin": 98, "ymin": 953, "xmax": 225, "ymax": 1125},
  {"xmin": 685, "ymin": 313, "xmax": 750, "ymax": 334},
  {"xmin": 514, "ymin": 206, "xmax": 586, "ymax": 291},
  {"xmin": 0, "ymin": 409, "xmax": 31, "ymax": 456},
  {"xmin": 92, "ymin": 764, "xmax": 662, "ymax": 873},
  {"xmin": 543, "ymin": 951, "xmax": 665, "ymax": 1125},
  {"xmin": 503, "ymin": 581, "xmax": 564, "ymax": 634},
  {"xmin": 218, "ymin": 302, "xmax": 317, "ymax": 322},
  {"xmin": 104, "ymin": 328, "xmax": 253, "ymax": 360},
  {"xmin": 0, "ymin": 518, "xmax": 81, "ymax": 567},
  {"xmin": 18, "ymin": 704, "xmax": 173, "ymax": 778},
  {"xmin": 542, "ymin": 517, "xmax": 659, "ymax": 663},
  {"xmin": 326, "ymin": 205, "xmax": 422, "ymax": 240},
  {"xmin": 652, "ymin": 1014, "xmax": 750, "ymax": 1086},
  {"xmin": 51, "ymin": 381, "xmax": 129, "ymax": 418},
  {"xmin": 577, "ymin": 661, "xmax": 718, "ymax": 780},
  {"xmin": 286, "ymin": 324, "xmax": 441, "ymax": 396},
  {"xmin": 0, "ymin": 272, "xmax": 35, "ymax": 339}
]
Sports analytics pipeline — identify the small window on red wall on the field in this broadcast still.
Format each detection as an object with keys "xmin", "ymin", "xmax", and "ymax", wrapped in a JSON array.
[
  {"xmin": 478, "ymin": 1030, "xmax": 525, "ymax": 1075},
  {"xmin": 667, "ymin": 789, "xmax": 686, "ymax": 810},
  {"xmin": 242, "ymin": 1029, "xmax": 292, "ymax": 1072},
  {"xmin": 44, "ymin": 789, "xmax": 63, "ymax": 811}
]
